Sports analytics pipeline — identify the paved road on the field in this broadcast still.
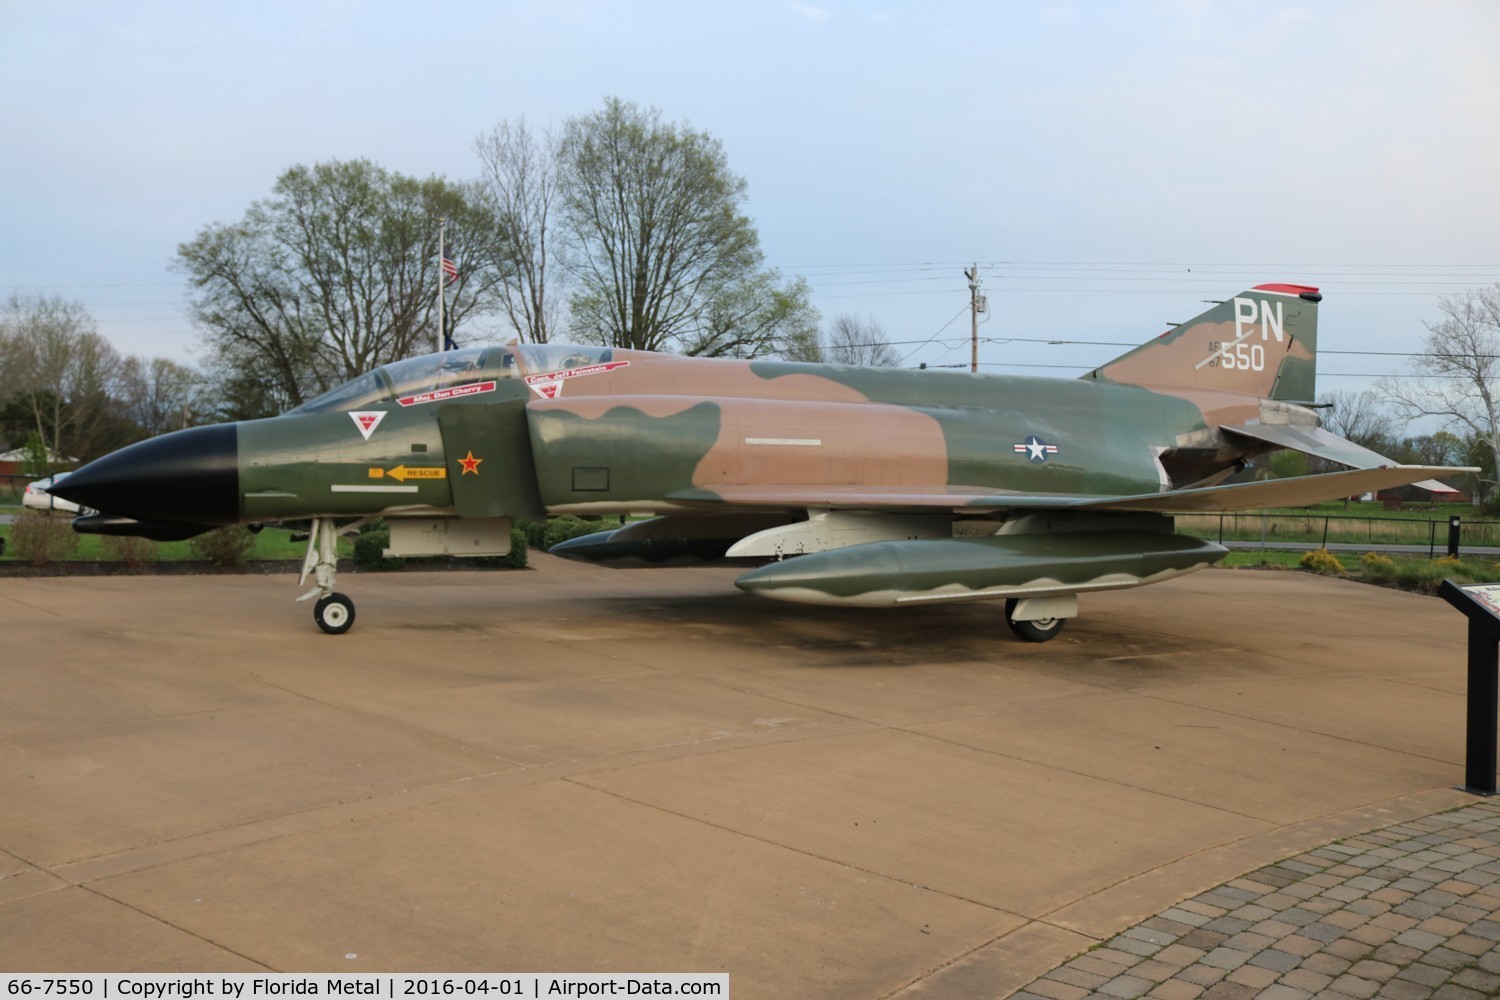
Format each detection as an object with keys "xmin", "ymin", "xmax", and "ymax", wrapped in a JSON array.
[
  {"xmin": 1222, "ymin": 539, "xmax": 1500, "ymax": 557},
  {"xmin": 0, "ymin": 558, "xmax": 1490, "ymax": 996}
]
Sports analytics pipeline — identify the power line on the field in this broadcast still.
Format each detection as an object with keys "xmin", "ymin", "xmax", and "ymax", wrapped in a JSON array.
[{"xmin": 897, "ymin": 305, "xmax": 971, "ymax": 365}]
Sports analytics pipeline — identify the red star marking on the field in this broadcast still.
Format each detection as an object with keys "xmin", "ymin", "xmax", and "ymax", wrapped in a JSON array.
[{"xmin": 458, "ymin": 451, "xmax": 483, "ymax": 476}]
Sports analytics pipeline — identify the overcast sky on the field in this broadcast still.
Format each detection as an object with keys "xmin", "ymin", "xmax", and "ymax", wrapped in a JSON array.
[{"xmin": 2, "ymin": 0, "xmax": 1497, "ymax": 396}]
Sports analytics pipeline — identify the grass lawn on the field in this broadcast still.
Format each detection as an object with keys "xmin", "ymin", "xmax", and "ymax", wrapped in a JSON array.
[
  {"xmin": 0, "ymin": 519, "xmax": 349, "ymax": 564},
  {"xmin": 1178, "ymin": 501, "xmax": 1497, "ymax": 547},
  {"xmin": 1223, "ymin": 547, "xmax": 1500, "ymax": 592}
]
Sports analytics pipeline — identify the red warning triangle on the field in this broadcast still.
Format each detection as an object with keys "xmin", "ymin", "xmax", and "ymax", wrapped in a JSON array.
[
  {"xmin": 349, "ymin": 410, "xmax": 386, "ymax": 440},
  {"xmin": 532, "ymin": 382, "xmax": 561, "ymax": 400}
]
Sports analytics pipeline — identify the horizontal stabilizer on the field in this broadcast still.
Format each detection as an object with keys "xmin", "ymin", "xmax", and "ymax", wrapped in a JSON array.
[
  {"xmin": 1223, "ymin": 423, "xmax": 1461, "ymax": 494},
  {"xmin": 1223, "ymin": 423, "xmax": 1392, "ymax": 469},
  {"xmin": 1077, "ymin": 465, "xmax": 1476, "ymax": 513}
]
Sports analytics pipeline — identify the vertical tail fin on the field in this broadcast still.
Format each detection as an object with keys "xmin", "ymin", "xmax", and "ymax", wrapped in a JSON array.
[{"xmin": 1085, "ymin": 284, "xmax": 1321, "ymax": 402}]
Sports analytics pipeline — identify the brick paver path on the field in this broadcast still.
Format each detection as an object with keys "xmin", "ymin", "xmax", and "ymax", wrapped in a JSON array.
[{"xmin": 1014, "ymin": 800, "xmax": 1500, "ymax": 1000}]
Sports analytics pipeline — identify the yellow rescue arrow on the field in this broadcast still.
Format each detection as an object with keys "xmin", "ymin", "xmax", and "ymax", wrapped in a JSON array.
[{"xmin": 368, "ymin": 465, "xmax": 447, "ymax": 482}]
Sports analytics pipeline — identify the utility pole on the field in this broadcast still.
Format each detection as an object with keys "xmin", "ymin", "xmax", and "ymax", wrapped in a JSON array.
[{"xmin": 964, "ymin": 264, "xmax": 986, "ymax": 374}]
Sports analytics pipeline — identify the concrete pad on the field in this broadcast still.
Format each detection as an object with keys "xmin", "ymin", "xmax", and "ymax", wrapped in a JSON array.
[
  {"xmin": 91, "ymin": 780, "xmax": 1018, "ymax": 994},
  {"xmin": 911, "ymin": 695, "xmax": 1450, "ymax": 824},
  {"xmin": 342, "ymin": 672, "xmax": 853, "ymax": 767},
  {"xmin": 1, "ymin": 699, "xmax": 508, "ymax": 867},
  {"xmin": 0, "ymin": 560, "xmax": 1487, "ymax": 999},
  {"xmin": 1145, "ymin": 675, "xmax": 1467, "ymax": 764},
  {"xmin": 575, "ymin": 728, "xmax": 1267, "ymax": 914},
  {"xmin": 0, "ymin": 887, "xmax": 263, "ymax": 971}
]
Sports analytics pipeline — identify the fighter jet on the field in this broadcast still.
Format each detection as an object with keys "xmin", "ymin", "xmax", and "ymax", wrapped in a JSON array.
[{"xmin": 52, "ymin": 284, "xmax": 1470, "ymax": 638}]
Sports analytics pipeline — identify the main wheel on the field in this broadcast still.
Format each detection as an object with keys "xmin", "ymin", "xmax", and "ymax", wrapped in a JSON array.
[
  {"xmin": 314, "ymin": 592, "xmax": 356, "ymax": 634},
  {"xmin": 1005, "ymin": 598, "xmax": 1065, "ymax": 643}
]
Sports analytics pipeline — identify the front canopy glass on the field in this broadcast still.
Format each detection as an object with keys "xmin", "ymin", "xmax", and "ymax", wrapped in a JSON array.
[{"xmin": 289, "ymin": 344, "xmax": 618, "ymax": 414}]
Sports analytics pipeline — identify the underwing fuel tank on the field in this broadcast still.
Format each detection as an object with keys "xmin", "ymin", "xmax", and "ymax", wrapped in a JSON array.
[
  {"xmin": 549, "ymin": 513, "xmax": 800, "ymax": 567},
  {"xmin": 733, "ymin": 530, "xmax": 1228, "ymax": 607}
]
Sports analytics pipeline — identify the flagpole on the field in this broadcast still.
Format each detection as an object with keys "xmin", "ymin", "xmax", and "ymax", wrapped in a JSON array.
[{"xmin": 436, "ymin": 218, "xmax": 445, "ymax": 354}]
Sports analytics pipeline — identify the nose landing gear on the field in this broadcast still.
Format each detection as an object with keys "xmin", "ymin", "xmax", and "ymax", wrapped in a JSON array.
[{"xmin": 298, "ymin": 517, "xmax": 370, "ymax": 634}]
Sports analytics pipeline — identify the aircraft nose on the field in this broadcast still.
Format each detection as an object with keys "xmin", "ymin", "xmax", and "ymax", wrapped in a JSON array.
[{"xmin": 51, "ymin": 423, "xmax": 240, "ymax": 526}]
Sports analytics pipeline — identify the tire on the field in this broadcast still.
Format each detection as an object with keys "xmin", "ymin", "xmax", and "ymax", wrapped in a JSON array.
[
  {"xmin": 314, "ymin": 592, "xmax": 356, "ymax": 634},
  {"xmin": 1005, "ymin": 598, "xmax": 1065, "ymax": 643}
]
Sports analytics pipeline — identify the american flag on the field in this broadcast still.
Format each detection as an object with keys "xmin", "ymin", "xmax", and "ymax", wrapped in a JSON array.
[{"xmin": 441, "ymin": 256, "xmax": 459, "ymax": 284}]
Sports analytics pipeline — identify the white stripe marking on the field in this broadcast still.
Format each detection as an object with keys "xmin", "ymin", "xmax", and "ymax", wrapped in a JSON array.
[
  {"xmin": 744, "ymin": 437, "xmax": 822, "ymax": 447},
  {"xmin": 331, "ymin": 485, "xmax": 420, "ymax": 493}
]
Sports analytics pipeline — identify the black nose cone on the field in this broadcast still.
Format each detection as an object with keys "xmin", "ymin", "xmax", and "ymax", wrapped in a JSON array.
[{"xmin": 51, "ymin": 423, "xmax": 240, "ymax": 527}]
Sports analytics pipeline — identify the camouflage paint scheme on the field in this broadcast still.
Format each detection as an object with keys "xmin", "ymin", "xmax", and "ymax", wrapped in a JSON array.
[{"xmin": 53, "ymin": 284, "xmax": 1472, "ymax": 636}]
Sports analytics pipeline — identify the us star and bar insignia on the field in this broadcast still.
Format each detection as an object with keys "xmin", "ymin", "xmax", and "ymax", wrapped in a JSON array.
[{"xmin": 1013, "ymin": 435, "xmax": 1059, "ymax": 462}]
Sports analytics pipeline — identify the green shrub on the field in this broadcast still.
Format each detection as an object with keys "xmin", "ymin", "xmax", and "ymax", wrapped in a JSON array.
[
  {"xmin": 473, "ymin": 525, "xmax": 529, "ymax": 569},
  {"xmin": 520, "ymin": 519, "xmax": 548, "ymax": 550},
  {"xmin": 1298, "ymin": 548, "xmax": 1344, "ymax": 575},
  {"xmin": 9, "ymin": 509, "xmax": 79, "ymax": 565},
  {"xmin": 352, "ymin": 526, "xmax": 394, "ymax": 569},
  {"xmin": 1360, "ymin": 552, "xmax": 1396, "ymax": 581},
  {"xmin": 543, "ymin": 515, "xmax": 611, "ymax": 550},
  {"xmin": 188, "ymin": 525, "xmax": 257, "ymax": 566},
  {"xmin": 1391, "ymin": 560, "xmax": 1451, "ymax": 594},
  {"xmin": 522, "ymin": 515, "xmax": 627, "ymax": 552},
  {"xmin": 101, "ymin": 534, "xmax": 159, "ymax": 567}
]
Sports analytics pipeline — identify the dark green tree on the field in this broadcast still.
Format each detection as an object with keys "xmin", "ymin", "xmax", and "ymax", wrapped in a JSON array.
[
  {"xmin": 176, "ymin": 159, "xmax": 511, "ymax": 409},
  {"xmin": 558, "ymin": 98, "xmax": 816, "ymax": 357}
]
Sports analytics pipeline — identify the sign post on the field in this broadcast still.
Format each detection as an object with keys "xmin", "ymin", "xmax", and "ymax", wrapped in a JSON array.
[{"xmin": 1438, "ymin": 579, "xmax": 1500, "ymax": 795}]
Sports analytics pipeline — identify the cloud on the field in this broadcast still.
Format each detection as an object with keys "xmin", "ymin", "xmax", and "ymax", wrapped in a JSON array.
[{"xmin": 786, "ymin": 2, "xmax": 830, "ymax": 23}]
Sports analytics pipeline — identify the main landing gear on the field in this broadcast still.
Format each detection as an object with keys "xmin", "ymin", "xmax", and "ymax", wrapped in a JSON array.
[
  {"xmin": 298, "ymin": 517, "xmax": 369, "ymax": 634},
  {"xmin": 1005, "ymin": 598, "xmax": 1067, "ymax": 643}
]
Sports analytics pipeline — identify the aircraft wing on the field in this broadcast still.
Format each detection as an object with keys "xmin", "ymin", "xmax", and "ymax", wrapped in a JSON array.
[
  {"xmin": 1223, "ymin": 423, "xmax": 1461, "ymax": 494},
  {"xmin": 668, "ymin": 464, "xmax": 1476, "ymax": 515},
  {"xmin": 1065, "ymin": 465, "xmax": 1475, "ymax": 513}
]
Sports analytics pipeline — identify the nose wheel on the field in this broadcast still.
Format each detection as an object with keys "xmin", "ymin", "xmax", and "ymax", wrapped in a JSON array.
[
  {"xmin": 314, "ymin": 592, "xmax": 356, "ymax": 634},
  {"xmin": 298, "ymin": 517, "xmax": 369, "ymax": 634}
]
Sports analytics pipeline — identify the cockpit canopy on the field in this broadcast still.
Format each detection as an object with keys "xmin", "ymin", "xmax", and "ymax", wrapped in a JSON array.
[{"xmin": 290, "ymin": 344, "xmax": 616, "ymax": 414}]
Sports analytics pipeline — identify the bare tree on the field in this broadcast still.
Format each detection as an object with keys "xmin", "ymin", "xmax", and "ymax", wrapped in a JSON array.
[
  {"xmin": 825, "ymin": 315, "xmax": 898, "ymax": 366},
  {"xmin": 473, "ymin": 116, "xmax": 562, "ymax": 343},
  {"xmin": 0, "ymin": 293, "xmax": 122, "ymax": 460},
  {"xmin": 558, "ymin": 97, "xmax": 814, "ymax": 357},
  {"xmin": 1380, "ymin": 285, "xmax": 1500, "ymax": 474},
  {"xmin": 118, "ymin": 356, "xmax": 206, "ymax": 436},
  {"xmin": 1319, "ymin": 389, "xmax": 1399, "ymax": 453}
]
